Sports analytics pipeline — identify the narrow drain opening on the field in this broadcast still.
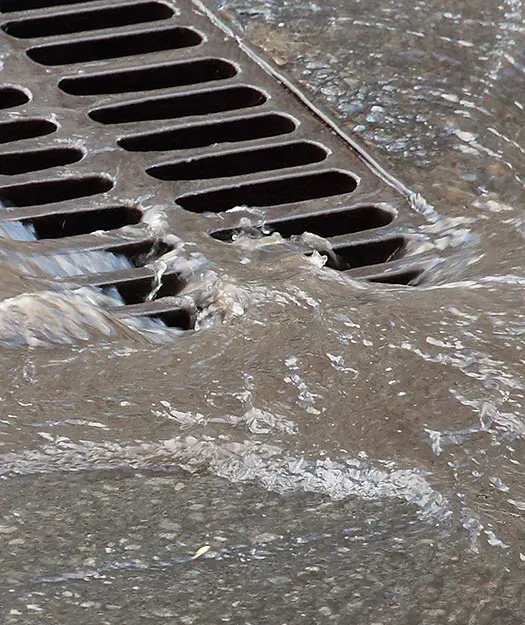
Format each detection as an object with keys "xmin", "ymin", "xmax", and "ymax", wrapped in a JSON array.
[
  {"xmin": 211, "ymin": 205, "xmax": 394, "ymax": 241},
  {"xmin": 0, "ymin": 176, "xmax": 113, "ymax": 207},
  {"xmin": 89, "ymin": 86, "xmax": 267, "ymax": 125},
  {"xmin": 28, "ymin": 26, "xmax": 203, "ymax": 66},
  {"xmin": 24, "ymin": 206, "xmax": 142, "ymax": 238},
  {"xmin": 149, "ymin": 309, "xmax": 194, "ymax": 330},
  {"xmin": 368, "ymin": 268, "xmax": 424, "ymax": 286},
  {"xmin": 109, "ymin": 271, "xmax": 184, "ymax": 306},
  {"xmin": 59, "ymin": 59, "xmax": 237, "ymax": 96},
  {"xmin": 177, "ymin": 171, "xmax": 357, "ymax": 213},
  {"xmin": 0, "ymin": 147, "xmax": 84, "ymax": 175},
  {"xmin": 155, "ymin": 273, "xmax": 185, "ymax": 300},
  {"xmin": 110, "ymin": 239, "xmax": 173, "ymax": 268},
  {"xmin": 0, "ymin": 119, "xmax": 57, "ymax": 144},
  {"xmin": 147, "ymin": 142, "xmax": 328, "ymax": 181},
  {"xmin": 119, "ymin": 113, "xmax": 296, "ymax": 152},
  {"xmin": 0, "ymin": 86, "xmax": 30, "ymax": 109},
  {"xmin": 109, "ymin": 277, "xmax": 155, "ymax": 305},
  {"xmin": 2, "ymin": 2, "xmax": 174, "ymax": 39},
  {"xmin": 325, "ymin": 237, "xmax": 407, "ymax": 271},
  {"xmin": 0, "ymin": 0, "xmax": 103, "ymax": 11},
  {"xmin": 105, "ymin": 240, "xmax": 160, "ymax": 267}
]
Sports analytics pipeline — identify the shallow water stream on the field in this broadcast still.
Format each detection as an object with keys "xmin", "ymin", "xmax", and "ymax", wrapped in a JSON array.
[{"xmin": 1, "ymin": 0, "xmax": 524, "ymax": 623}]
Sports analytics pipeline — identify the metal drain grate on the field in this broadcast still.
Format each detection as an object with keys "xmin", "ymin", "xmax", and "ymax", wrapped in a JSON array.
[{"xmin": 0, "ymin": 0, "xmax": 438, "ymax": 331}]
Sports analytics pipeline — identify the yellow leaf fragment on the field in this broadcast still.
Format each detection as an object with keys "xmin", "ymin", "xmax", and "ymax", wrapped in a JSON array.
[{"xmin": 192, "ymin": 545, "xmax": 211, "ymax": 560}]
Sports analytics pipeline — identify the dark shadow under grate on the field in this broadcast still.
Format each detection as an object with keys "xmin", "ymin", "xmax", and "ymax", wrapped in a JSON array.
[
  {"xmin": 368, "ymin": 268, "xmax": 424, "ymax": 285},
  {"xmin": 0, "ymin": 85, "xmax": 30, "ymax": 109},
  {"xmin": 27, "ymin": 26, "xmax": 203, "ymax": 66},
  {"xmin": 0, "ymin": 0, "xmax": 104, "ymax": 11},
  {"xmin": 24, "ymin": 205, "xmax": 142, "ymax": 238},
  {"xmin": 147, "ymin": 142, "xmax": 328, "ymax": 181},
  {"xmin": 177, "ymin": 171, "xmax": 357, "ymax": 213},
  {"xmin": 98, "ymin": 270, "xmax": 185, "ymax": 306},
  {"xmin": 0, "ymin": 146, "xmax": 84, "ymax": 175},
  {"xmin": 147, "ymin": 309, "xmax": 194, "ymax": 330},
  {"xmin": 0, "ymin": 119, "xmax": 56, "ymax": 144},
  {"xmin": 119, "ymin": 113, "xmax": 297, "ymax": 152},
  {"xmin": 2, "ymin": 2, "xmax": 174, "ymax": 39},
  {"xmin": 89, "ymin": 85, "xmax": 267, "ymax": 125},
  {"xmin": 59, "ymin": 59, "xmax": 237, "ymax": 96},
  {"xmin": 0, "ymin": 176, "xmax": 113, "ymax": 207},
  {"xmin": 211, "ymin": 205, "xmax": 394, "ymax": 241},
  {"xmin": 327, "ymin": 237, "xmax": 406, "ymax": 270}
]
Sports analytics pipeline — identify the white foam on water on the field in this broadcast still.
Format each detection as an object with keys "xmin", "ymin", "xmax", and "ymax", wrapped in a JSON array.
[{"xmin": 0, "ymin": 434, "xmax": 451, "ymax": 522}]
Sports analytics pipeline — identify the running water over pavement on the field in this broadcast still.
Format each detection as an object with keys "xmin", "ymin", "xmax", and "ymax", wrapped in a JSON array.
[{"xmin": 1, "ymin": 0, "xmax": 524, "ymax": 622}]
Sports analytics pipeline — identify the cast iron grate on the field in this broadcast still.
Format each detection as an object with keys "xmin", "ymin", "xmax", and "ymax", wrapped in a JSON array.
[{"xmin": 0, "ymin": 0, "xmax": 438, "ymax": 332}]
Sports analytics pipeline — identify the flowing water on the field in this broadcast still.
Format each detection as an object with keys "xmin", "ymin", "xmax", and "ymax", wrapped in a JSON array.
[{"xmin": 1, "ymin": 0, "xmax": 524, "ymax": 622}]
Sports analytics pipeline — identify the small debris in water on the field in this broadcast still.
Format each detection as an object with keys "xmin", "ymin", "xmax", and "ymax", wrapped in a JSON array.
[{"xmin": 192, "ymin": 545, "xmax": 211, "ymax": 559}]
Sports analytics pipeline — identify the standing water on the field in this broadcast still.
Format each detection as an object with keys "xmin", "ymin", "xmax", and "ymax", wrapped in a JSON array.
[{"xmin": 1, "ymin": 0, "xmax": 524, "ymax": 623}]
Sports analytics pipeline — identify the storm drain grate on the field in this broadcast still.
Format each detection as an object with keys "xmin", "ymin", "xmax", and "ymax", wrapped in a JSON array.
[{"xmin": 0, "ymin": 0, "xmax": 438, "ymax": 332}]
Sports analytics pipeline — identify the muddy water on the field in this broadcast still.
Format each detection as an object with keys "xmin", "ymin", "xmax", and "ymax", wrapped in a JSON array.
[{"xmin": 1, "ymin": 0, "xmax": 524, "ymax": 623}]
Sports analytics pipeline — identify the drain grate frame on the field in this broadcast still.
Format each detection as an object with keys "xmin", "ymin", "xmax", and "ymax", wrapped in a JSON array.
[{"xmin": 0, "ymin": 0, "xmax": 438, "ymax": 333}]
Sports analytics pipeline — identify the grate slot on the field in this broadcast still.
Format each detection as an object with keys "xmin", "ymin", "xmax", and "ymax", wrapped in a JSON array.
[
  {"xmin": 119, "ymin": 113, "xmax": 296, "ymax": 152},
  {"xmin": 118, "ymin": 301, "xmax": 195, "ymax": 330},
  {"xmin": 23, "ymin": 205, "xmax": 142, "ymax": 238},
  {"xmin": 57, "ymin": 237, "xmax": 171, "ymax": 268},
  {"xmin": 109, "ymin": 276, "xmax": 156, "ymax": 305},
  {"xmin": 147, "ymin": 142, "xmax": 327, "ymax": 181},
  {"xmin": 0, "ymin": 175, "xmax": 113, "ymax": 207},
  {"xmin": 104, "ymin": 239, "xmax": 159, "ymax": 267},
  {"xmin": 59, "ymin": 59, "xmax": 237, "ymax": 96},
  {"xmin": 327, "ymin": 237, "xmax": 406, "ymax": 271},
  {"xmin": 0, "ymin": 118, "xmax": 56, "ymax": 144},
  {"xmin": 0, "ymin": 146, "xmax": 84, "ymax": 175},
  {"xmin": 2, "ymin": 2, "xmax": 174, "ymax": 39},
  {"xmin": 89, "ymin": 85, "xmax": 267, "ymax": 125},
  {"xmin": 211, "ymin": 205, "xmax": 394, "ymax": 241},
  {"xmin": 0, "ymin": 0, "xmax": 104, "ymax": 11},
  {"xmin": 367, "ymin": 268, "xmax": 424, "ymax": 286},
  {"xmin": 177, "ymin": 171, "xmax": 357, "ymax": 213},
  {"xmin": 149, "ymin": 308, "xmax": 194, "ymax": 329},
  {"xmin": 115, "ymin": 272, "xmax": 183, "ymax": 305},
  {"xmin": 0, "ymin": 85, "xmax": 30, "ymax": 109},
  {"xmin": 27, "ymin": 26, "xmax": 203, "ymax": 66},
  {"xmin": 125, "ymin": 239, "xmax": 172, "ymax": 267}
]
